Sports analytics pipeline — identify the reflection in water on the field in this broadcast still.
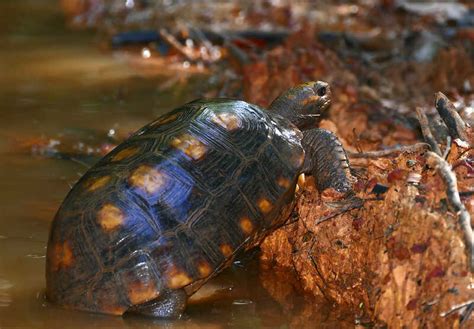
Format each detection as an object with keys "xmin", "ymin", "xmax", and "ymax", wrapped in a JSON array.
[
  {"xmin": 0, "ymin": 278, "xmax": 13, "ymax": 307},
  {"xmin": 26, "ymin": 254, "xmax": 46, "ymax": 259}
]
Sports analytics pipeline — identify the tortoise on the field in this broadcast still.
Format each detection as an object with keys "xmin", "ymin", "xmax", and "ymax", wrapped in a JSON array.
[{"xmin": 46, "ymin": 81, "xmax": 354, "ymax": 318}]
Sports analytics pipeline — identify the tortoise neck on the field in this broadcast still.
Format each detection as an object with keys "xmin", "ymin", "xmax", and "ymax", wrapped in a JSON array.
[{"xmin": 267, "ymin": 92, "xmax": 298, "ymax": 123}]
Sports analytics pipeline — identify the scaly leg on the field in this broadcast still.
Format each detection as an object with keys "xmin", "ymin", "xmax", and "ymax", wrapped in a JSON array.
[
  {"xmin": 128, "ymin": 288, "xmax": 187, "ymax": 318},
  {"xmin": 302, "ymin": 128, "xmax": 353, "ymax": 195}
]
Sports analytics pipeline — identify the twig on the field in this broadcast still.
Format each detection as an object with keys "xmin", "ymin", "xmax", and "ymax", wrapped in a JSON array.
[
  {"xmin": 442, "ymin": 135, "xmax": 452, "ymax": 160},
  {"xmin": 426, "ymin": 151, "xmax": 474, "ymax": 272},
  {"xmin": 69, "ymin": 156, "xmax": 92, "ymax": 169},
  {"xmin": 460, "ymin": 301, "xmax": 474, "ymax": 325},
  {"xmin": 416, "ymin": 107, "xmax": 442, "ymax": 155},
  {"xmin": 186, "ymin": 25, "xmax": 213, "ymax": 50},
  {"xmin": 159, "ymin": 28, "xmax": 197, "ymax": 62},
  {"xmin": 352, "ymin": 128, "xmax": 363, "ymax": 154},
  {"xmin": 315, "ymin": 197, "xmax": 364, "ymax": 225},
  {"xmin": 457, "ymin": 146, "xmax": 473, "ymax": 161},
  {"xmin": 460, "ymin": 191, "xmax": 474, "ymax": 197},
  {"xmin": 347, "ymin": 143, "xmax": 429, "ymax": 159},
  {"xmin": 185, "ymin": 25, "xmax": 218, "ymax": 63},
  {"xmin": 435, "ymin": 92, "xmax": 469, "ymax": 142},
  {"xmin": 305, "ymin": 251, "xmax": 330, "ymax": 301},
  {"xmin": 206, "ymin": 31, "xmax": 249, "ymax": 64},
  {"xmin": 440, "ymin": 299, "xmax": 474, "ymax": 317},
  {"xmin": 223, "ymin": 39, "xmax": 250, "ymax": 64}
]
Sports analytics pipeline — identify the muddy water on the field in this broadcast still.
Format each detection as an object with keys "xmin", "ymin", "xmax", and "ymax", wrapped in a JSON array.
[{"xmin": 0, "ymin": 1, "xmax": 346, "ymax": 328}]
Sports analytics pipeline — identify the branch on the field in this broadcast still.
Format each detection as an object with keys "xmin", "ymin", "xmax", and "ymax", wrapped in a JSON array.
[
  {"xmin": 435, "ymin": 92, "xmax": 469, "ymax": 142},
  {"xmin": 415, "ymin": 107, "xmax": 442, "ymax": 155},
  {"xmin": 440, "ymin": 299, "xmax": 474, "ymax": 318},
  {"xmin": 159, "ymin": 28, "xmax": 197, "ymax": 62},
  {"xmin": 347, "ymin": 143, "xmax": 429, "ymax": 159},
  {"xmin": 426, "ymin": 151, "xmax": 474, "ymax": 272}
]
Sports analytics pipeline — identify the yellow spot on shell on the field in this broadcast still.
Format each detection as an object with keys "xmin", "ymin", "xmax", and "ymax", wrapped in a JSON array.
[
  {"xmin": 257, "ymin": 198, "xmax": 273, "ymax": 214},
  {"xmin": 85, "ymin": 176, "xmax": 111, "ymax": 192},
  {"xmin": 277, "ymin": 177, "xmax": 291, "ymax": 189},
  {"xmin": 197, "ymin": 260, "xmax": 212, "ymax": 278},
  {"xmin": 212, "ymin": 112, "xmax": 241, "ymax": 131},
  {"xmin": 220, "ymin": 244, "xmax": 233, "ymax": 257},
  {"xmin": 97, "ymin": 204, "xmax": 125, "ymax": 231},
  {"xmin": 239, "ymin": 217, "xmax": 254, "ymax": 235},
  {"xmin": 112, "ymin": 147, "xmax": 139, "ymax": 162},
  {"xmin": 50, "ymin": 241, "xmax": 74, "ymax": 271},
  {"xmin": 166, "ymin": 266, "xmax": 192, "ymax": 289},
  {"xmin": 127, "ymin": 281, "xmax": 159, "ymax": 305},
  {"xmin": 171, "ymin": 134, "xmax": 207, "ymax": 160},
  {"xmin": 129, "ymin": 165, "xmax": 166, "ymax": 194}
]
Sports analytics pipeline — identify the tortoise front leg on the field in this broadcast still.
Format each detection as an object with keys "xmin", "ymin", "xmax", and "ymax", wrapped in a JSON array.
[{"xmin": 301, "ymin": 128, "xmax": 353, "ymax": 195}]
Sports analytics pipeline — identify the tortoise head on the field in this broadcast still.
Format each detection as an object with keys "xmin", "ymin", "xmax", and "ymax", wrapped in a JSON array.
[{"xmin": 268, "ymin": 81, "xmax": 331, "ymax": 130}]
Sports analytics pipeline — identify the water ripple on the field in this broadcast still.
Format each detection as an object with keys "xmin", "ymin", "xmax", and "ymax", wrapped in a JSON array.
[
  {"xmin": 0, "ymin": 278, "xmax": 13, "ymax": 307},
  {"xmin": 25, "ymin": 254, "xmax": 46, "ymax": 259}
]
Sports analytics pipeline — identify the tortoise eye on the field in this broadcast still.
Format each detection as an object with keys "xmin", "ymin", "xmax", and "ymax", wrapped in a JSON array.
[{"xmin": 317, "ymin": 86, "xmax": 327, "ymax": 97}]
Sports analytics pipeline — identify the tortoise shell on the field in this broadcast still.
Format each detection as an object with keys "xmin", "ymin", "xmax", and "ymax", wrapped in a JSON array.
[{"xmin": 46, "ymin": 98, "xmax": 304, "ymax": 315}]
